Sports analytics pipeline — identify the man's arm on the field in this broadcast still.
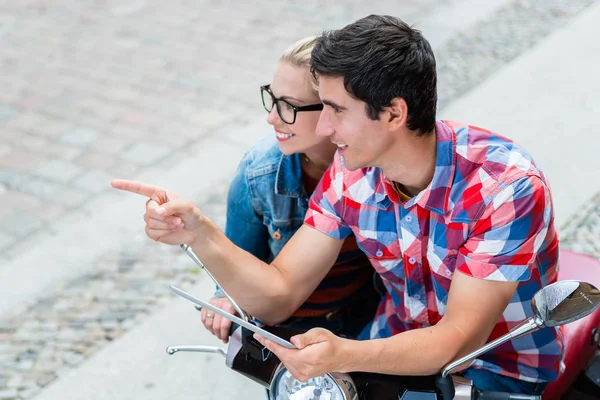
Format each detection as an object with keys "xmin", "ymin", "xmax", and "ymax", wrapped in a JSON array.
[
  {"xmin": 112, "ymin": 178, "xmax": 344, "ymax": 325},
  {"xmin": 192, "ymin": 222, "xmax": 343, "ymax": 325},
  {"xmin": 340, "ymin": 272, "xmax": 518, "ymax": 375},
  {"xmin": 254, "ymin": 271, "xmax": 517, "ymax": 379}
]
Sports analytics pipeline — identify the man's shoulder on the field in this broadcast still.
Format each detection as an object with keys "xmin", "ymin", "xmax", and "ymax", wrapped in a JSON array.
[
  {"xmin": 449, "ymin": 121, "xmax": 546, "ymax": 184},
  {"xmin": 442, "ymin": 121, "xmax": 552, "ymax": 220}
]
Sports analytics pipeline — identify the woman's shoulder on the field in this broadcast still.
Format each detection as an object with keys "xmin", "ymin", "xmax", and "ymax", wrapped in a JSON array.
[{"xmin": 241, "ymin": 134, "xmax": 283, "ymax": 177}]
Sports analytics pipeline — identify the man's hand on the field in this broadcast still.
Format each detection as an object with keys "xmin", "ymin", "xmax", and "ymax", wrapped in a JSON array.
[
  {"xmin": 111, "ymin": 179, "xmax": 205, "ymax": 245},
  {"xmin": 200, "ymin": 297, "xmax": 237, "ymax": 344},
  {"xmin": 253, "ymin": 328, "xmax": 352, "ymax": 382}
]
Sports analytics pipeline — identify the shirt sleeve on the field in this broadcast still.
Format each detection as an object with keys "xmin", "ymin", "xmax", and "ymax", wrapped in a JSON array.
[
  {"xmin": 304, "ymin": 152, "xmax": 352, "ymax": 240},
  {"xmin": 456, "ymin": 175, "xmax": 556, "ymax": 282},
  {"xmin": 215, "ymin": 153, "xmax": 271, "ymax": 297}
]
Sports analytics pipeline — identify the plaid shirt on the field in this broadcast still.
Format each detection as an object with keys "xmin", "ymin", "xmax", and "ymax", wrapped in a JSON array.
[{"xmin": 305, "ymin": 120, "xmax": 562, "ymax": 383}]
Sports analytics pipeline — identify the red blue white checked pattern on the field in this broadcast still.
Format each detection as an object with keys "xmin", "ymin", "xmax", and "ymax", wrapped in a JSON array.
[{"xmin": 305, "ymin": 120, "xmax": 562, "ymax": 383}]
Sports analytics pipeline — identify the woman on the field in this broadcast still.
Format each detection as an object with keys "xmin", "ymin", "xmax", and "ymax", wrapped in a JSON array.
[{"xmin": 201, "ymin": 36, "xmax": 381, "ymax": 343}]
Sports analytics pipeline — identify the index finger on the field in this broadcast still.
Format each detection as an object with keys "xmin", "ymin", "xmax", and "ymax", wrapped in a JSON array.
[{"xmin": 111, "ymin": 179, "xmax": 163, "ymax": 198}]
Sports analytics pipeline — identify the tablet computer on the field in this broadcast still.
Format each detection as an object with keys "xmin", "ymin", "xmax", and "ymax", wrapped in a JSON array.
[{"xmin": 169, "ymin": 285, "xmax": 296, "ymax": 349}]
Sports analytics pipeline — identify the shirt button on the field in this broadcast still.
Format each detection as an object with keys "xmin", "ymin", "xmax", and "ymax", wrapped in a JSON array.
[
  {"xmin": 445, "ymin": 270, "xmax": 452, "ymax": 276},
  {"xmin": 273, "ymin": 231, "xmax": 281, "ymax": 240},
  {"xmin": 376, "ymin": 250, "xmax": 383, "ymax": 257},
  {"xmin": 406, "ymin": 215, "xmax": 413, "ymax": 222},
  {"xmin": 414, "ymin": 294, "xmax": 421, "ymax": 300},
  {"xmin": 409, "ymin": 257, "xmax": 416, "ymax": 264}
]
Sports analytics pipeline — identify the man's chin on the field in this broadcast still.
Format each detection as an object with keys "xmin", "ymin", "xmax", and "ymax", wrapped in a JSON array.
[{"xmin": 341, "ymin": 155, "xmax": 362, "ymax": 171}]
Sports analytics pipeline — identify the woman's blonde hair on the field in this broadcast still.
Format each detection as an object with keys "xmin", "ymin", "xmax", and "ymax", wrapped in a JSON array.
[{"xmin": 279, "ymin": 35, "xmax": 319, "ymax": 94}]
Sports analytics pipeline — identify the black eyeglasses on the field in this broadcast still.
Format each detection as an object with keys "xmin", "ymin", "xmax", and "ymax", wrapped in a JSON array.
[{"xmin": 260, "ymin": 84, "xmax": 323, "ymax": 124}]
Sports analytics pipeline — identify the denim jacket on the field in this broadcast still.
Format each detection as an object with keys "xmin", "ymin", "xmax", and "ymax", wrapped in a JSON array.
[
  {"xmin": 227, "ymin": 134, "xmax": 309, "ymax": 259},
  {"xmin": 214, "ymin": 135, "xmax": 308, "ymax": 297}
]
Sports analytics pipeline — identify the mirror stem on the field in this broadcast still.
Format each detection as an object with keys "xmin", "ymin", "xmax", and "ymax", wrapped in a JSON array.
[
  {"xmin": 441, "ymin": 316, "xmax": 545, "ymax": 377},
  {"xmin": 180, "ymin": 244, "xmax": 252, "ymax": 322}
]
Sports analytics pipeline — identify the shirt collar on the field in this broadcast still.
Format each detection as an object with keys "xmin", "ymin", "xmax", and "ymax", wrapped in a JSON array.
[
  {"xmin": 275, "ymin": 152, "xmax": 304, "ymax": 198},
  {"xmin": 377, "ymin": 120, "xmax": 457, "ymax": 215}
]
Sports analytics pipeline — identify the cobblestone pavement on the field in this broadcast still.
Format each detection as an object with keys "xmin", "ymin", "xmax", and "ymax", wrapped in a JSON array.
[
  {"xmin": 0, "ymin": 185, "xmax": 229, "ymax": 400},
  {"xmin": 0, "ymin": 0, "xmax": 448, "ymax": 260},
  {"xmin": 0, "ymin": 0, "xmax": 597, "ymax": 260},
  {"xmin": 560, "ymin": 193, "xmax": 600, "ymax": 260},
  {"xmin": 1, "ymin": 0, "xmax": 600, "ymax": 399}
]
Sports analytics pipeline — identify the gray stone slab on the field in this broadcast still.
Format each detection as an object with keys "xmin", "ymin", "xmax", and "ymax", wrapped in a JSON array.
[
  {"xmin": 50, "ymin": 188, "xmax": 89, "ymax": 208},
  {"xmin": 0, "ymin": 212, "xmax": 42, "ymax": 237},
  {"xmin": 19, "ymin": 177, "xmax": 62, "ymax": 200},
  {"xmin": 0, "ymin": 106, "xmax": 17, "ymax": 123},
  {"xmin": 32, "ymin": 161, "xmax": 85, "ymax": 184},
  {"xmin": 0, "ymin": 231, "xmax": 13, "ymax": 250},
  {"xmin": 0, "ymin": 170, "xmax": 25, "ymax": 189},
  {"xmin": 118, "ymin": 143, "xmax": 171, "ymax": 166},
  {"xmin": 0, "ymin": 145, "xmax": 11, "ymax": 159},
  {"xmin": 59, "ymin": 128, "xmax": 98, "ymax": 147},
  {"xmin": 72, "ymin": 170, "xmax": 114, "ymax": 194},
  {"xmin": 0, "ymin": 389, "xmax": 18, "ymax": 400}
]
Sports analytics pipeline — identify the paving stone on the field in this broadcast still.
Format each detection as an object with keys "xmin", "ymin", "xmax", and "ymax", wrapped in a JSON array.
[
  {"xmin": 18, "ymin": 177, "xmax": 62, "ymax": 200},
  {"xmin": 32, "ymin": 160, "xmax": 84, "ymax": 184},
  {"xmin": 72, "ymin": 169, "xmax": 113, "ymax": 194},
  {"xmin": 0, "ymin": 212, "xmax": 43, "ymax": 237},
  {"xmin": 50, "ymin": 187, "xmax": 89, "ymax": 208},
  {"xmin": 0, "ymin": 151, "xmax": 49, "ymax": 172},
  {"xmin": 119, "ymin": 142, "xmax": 171, "ymax": 166},
  {"xmin": 91, "ymin": 135, "xmax": 132, "ymax": 155},
  {"xmin": 0, "ymin": 106, "xmax": 18, "ymax": 123},
  {"xmin": 59, "ymin": 128, "xmax": 98, "ymax": 147},
  {"xmin": 0, "ymin": 389, "xmax": 18, "ymax": 400},
  {"xmin": 0, "ymin": 145, "xmax": 11, "ymax": 159},
  {"xmin": 0, "ymin": 171, "xmax": 27, "ymax": 190},
  {"xmin": 33, "ymin": 373, "xmax": 56, "ymax": 388},
  {"xmin": 26, "ymin": 204, "xmax": 66, "ymax": 224},
  {"xmin": 18, "ymin": 135, "xmax": 49, "ymax": 153}
]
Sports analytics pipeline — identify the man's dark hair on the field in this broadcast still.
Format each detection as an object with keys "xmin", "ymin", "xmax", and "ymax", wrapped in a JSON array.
[{"xmin": 311, "ymin": 15, "xmax": 437, "ymax": 135}]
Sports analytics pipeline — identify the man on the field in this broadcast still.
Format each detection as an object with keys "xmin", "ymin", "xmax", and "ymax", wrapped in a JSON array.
[{"xmin": 112, "ymin": 15, "xmax": 560, "ymax": 395}]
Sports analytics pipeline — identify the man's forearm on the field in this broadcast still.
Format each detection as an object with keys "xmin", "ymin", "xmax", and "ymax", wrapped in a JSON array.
[
  {"xmin": 341, "ymin": 323, "xmax": 468, "ymax": 376},
  {"xmin": 190, "ymin": 218, "xmax": 295, "ymax": 323}
]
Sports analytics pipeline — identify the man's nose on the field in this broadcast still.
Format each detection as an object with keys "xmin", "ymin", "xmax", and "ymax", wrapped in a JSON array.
[{"xmin": 316, "ymin": 109, "xmax": 334, "ymax": 137}]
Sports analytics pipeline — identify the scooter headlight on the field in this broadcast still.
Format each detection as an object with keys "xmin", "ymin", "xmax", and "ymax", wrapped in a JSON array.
[{"xmin": 269, "ymin": 364, "xmax": 357, "ymax": 400}]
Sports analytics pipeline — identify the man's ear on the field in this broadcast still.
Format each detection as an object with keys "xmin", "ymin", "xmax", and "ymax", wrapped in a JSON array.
[{"xmin": 386, "ymin": 98, "xmax": 408, "ymax": 130}]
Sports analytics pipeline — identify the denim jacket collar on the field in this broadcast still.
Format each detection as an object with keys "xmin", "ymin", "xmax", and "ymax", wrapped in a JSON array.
[{"xmin": 275, "ymin": 153, "xmax": 304, "ymax": 198}]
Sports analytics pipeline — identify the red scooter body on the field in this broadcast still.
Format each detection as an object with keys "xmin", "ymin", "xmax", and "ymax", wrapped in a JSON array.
[{"xmin": 543, "ymin": 250, "xmax": 600, "ymax": 399}]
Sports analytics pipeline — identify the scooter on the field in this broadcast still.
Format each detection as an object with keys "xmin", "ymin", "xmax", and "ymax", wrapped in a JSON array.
[{"xmin": 166, "ymin": 245, "xmax": 600, "ymax": 399}]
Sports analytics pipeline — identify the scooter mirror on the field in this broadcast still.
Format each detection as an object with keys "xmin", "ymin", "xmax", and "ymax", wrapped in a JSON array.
[{"xmin": 532, "ymin": 280, "xmax": 600, "ymax": 327}]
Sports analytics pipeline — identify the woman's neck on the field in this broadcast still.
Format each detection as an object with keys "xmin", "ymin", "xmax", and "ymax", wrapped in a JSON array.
[{"xmin": 302, "ymin": 145, "xmax": 337, "ymax": 180}]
